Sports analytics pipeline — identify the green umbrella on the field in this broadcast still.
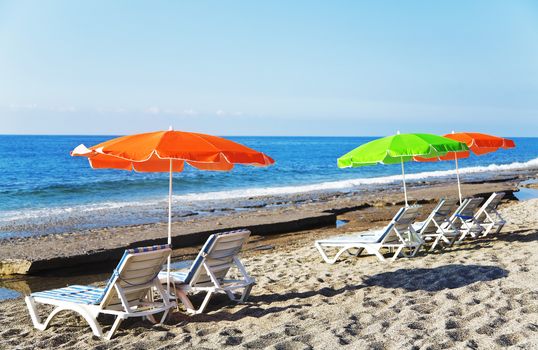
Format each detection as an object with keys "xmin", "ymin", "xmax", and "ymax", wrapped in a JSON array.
[{"xmin": 338, "ymin": 132, "xmax": 469, "ymax": 206}]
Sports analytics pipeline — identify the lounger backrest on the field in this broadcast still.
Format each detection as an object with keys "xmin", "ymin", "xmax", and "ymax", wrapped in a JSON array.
[
  {"xmin": 418, "ymin": 198, "xmax": 459, "ymax": 235},
  {"xmin": 381, "ymin": 205, "xmax": 421, "ymax": 244},
  {"xmin": 99, "ymin": 245, "xmax": 171, "ymax": 310},
  {"xmin": 474, "ymin": 192, "xmax": 505, "ymax": 222},
  {"xmin": 446, "ymin": 198, "xmax": 469, "ymax": 225},
  {"xmin": 186, "ymin": 229, "xmax": 251, "ymax": 287},
  {"xmin": 451, "ymin": 197, "xmax": 483, "ymax": 229}
]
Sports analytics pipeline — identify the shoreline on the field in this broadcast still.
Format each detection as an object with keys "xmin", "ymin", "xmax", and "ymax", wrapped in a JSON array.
[
  {"xmin": 1, "ymin": 197, "xmax": 538, "ymax": 348},
  {"xmin": 2, "ymin": 163, "xmax": 537, "ymax": 239},
  {"xmin": 1, "ymin": 173, "xmax": 532, "ymax": 277}
]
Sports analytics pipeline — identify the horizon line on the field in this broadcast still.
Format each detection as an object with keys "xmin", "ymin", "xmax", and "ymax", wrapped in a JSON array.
[{"xmin": 0, "ymin": 133, "xmax": 531, "ymax": 138}]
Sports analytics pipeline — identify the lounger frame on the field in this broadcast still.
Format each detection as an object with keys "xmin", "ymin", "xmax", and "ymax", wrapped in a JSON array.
[
  {"xmin": 161, "ymin": 229, "xmax": 254, "ymax": 314},
  {"xmin": 452, "ymin": 197, "xmax": 485, "ymax": 242},
  {"xmin": 474, "ymin": 192, "xmax": 506, "ymax": 237},
  {"xmin": 417, "ymin": 198, "xmax": 459, "ymax": 251},
  {"xmin": 25, "ymin": 245, "xmax": 174, "ymax": 340},
  {"xmin": 315, "ymin": 206, "xmax": 423, "ymax": 263}
]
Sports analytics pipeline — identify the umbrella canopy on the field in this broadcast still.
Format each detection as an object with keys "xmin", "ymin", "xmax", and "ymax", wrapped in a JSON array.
[
  {"xmin": 415, "ymin": 132, "xmax": 515, "ymax": 161},
  {"xmin": 414, "ymin": 132, "xmax": 515, "ymax": 203},
  {"xmin": 72, "ymin": 129, "xmax": 274, "ymax": 171},
  {"xmin": 338, "ymin": 133, "xmax": 468, "ymax": 206},
  {"xmin": 71, "ymin": 128, "xmax": 274, "ymax": 293}
]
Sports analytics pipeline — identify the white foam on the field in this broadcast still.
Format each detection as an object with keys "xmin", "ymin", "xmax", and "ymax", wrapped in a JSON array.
[
  {"xmin": 0, "ymin": 199, "xmax": 165, "ymax": 223},
  {"xmin": 1, "ymin": 157, "xmax": 538, "ymax": 225},
  {"xmin": 173, "ymin": 157, "xmax": 538, "ymax": 202}
]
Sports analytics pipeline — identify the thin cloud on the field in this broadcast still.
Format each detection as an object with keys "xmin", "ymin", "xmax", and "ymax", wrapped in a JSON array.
[
  {"xmin": 215, "ymin": 110, "xmax": 243, "ymax": 117},
  {"xmin": 145, "ymin": 106, "xmax": 161, "ymax": 114},
  {"xmin": 182, "ymin": 109, "xmax": 197, "ymax": 116}
]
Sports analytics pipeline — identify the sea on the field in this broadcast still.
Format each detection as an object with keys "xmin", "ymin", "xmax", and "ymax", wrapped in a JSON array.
[{"xmin": 1, "ymin": 135, "xmax": 538, "ymax": 240}]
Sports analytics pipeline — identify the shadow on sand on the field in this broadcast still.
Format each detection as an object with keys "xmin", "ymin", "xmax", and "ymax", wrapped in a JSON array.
[
  {"xmin": 488, "ymin": 229, "xmax": 538, "ymax": 243},
  {"xmin": 362, "ymin": 264, "xmax": 508, "ymax": 292},
  {"xmin": 162, "ymin": 283, "xmax": 365, "ymax": 324},
  {"xmin": 158, "ymin": 264, "xmax": 509, "ymax": 326}
]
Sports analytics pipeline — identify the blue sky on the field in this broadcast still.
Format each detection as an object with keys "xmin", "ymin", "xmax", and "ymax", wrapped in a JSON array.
[{"xmin": 1, "ymin": 1, "xmax": 537, "ymax": 136}]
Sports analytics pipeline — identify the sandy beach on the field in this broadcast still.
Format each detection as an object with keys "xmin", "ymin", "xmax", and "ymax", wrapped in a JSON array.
[
  {"xmin": 1, "ymin": 190, "xmax": 537, "ymax": 349},
  {"xmin": 0, "ymin": 175, "xmax": 524, "ymax": 276},
  {"xmin": 3, "ymin": 2, "xmax": 538, "ymax": 349}
]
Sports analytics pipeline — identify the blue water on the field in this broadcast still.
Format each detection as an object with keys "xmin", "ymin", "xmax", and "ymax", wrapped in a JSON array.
[
  {"xmin": 0, "ymin": 287, "xmax": 20, "ymax": 300},
  {"xmin": 1, "ymin": 135, "xmax": 537, "ymax": 238}
]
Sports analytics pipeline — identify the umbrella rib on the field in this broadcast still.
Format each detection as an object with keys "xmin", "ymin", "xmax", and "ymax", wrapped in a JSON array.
[
  {"xmin": 188, "ymin": 132, "xmax": 234, "ymax": 163},
  {"xmin": 187, "ymin": 132, "xmax": 270, "ymax": 166}
]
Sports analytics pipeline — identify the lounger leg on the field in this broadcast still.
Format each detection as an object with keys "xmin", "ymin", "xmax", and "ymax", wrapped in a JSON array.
[
  {"xmin": 179, "ymin": 291, "xmax": 213, "ymax": 315},
  {"xmin": 224, "ymin": 289, "xmax": 238, "ymax": 302},
  {"xmin": 347, "ymin": 247, "xmax": 365, "ymax": 257},
  {"xmin": 149, "ymin": 280, "xmax": 173, "ymax": 323},
  {"xmin": 215, "ymin": 285, "xmax": 253, "ymax": 304},
  {"xmin": 315, "ymin": 242, "xmax": 338, "ymax": 264},
  {"xmin": 429, "ymin": 235, "xmax": 442, "ymax": 252},
  {"xmin": 240, "ymin": 284, "xmax": 254, "ymax": 302},
  {"xmin": 146, "ymin": 313, "xmax": 157, "ymax": 324},
  {"xmin": 457, "ymin": 230, "xmax": 469, "ymax": 243},
  {"xmin": 187, "ymin": 292, "xmax": 213, "ymax": 315},
  {"xmin": 389, "ymin": 247, "xmax": 403, "ymax": 262},
  {"xmin": 25, "ymin": 297, "xmax": 104, "ymax": 338},
  {"xmin": 73, "ymin": 305, "xmax": 103, "ymax": 338},
  {"xmin": 175, "ymin": 289, "xmax": 196, "ymax": 314},
  {"xmin": 25, "ymin": 296, "xmax": 43, "ymax": 330},
  {"xmin": 105, "ymin": 316, "xmax": 123, "ymax": 340},
  {"xmin": 159, "ymin": 309, "xmax": 170, "ymax": 324},
  {"xmin": 428, "ymin": 235, "xmax": 441, "ymax": 252},
  {"xmin": 354, "ymin": 248, "xmax": 365, "ymax": 256},
  {"xmin": 315, "ymin": 242, "xmax": 351, "ymax": 264},
  {"xmin": 198, "ymin": 292, "xmax": 213, "ymax": 314},
  {"xmin": 440, "ymin": 234, "xmax": 452, "ymax": 245},
  {"xmin": 370, "ymin": 248, "xmax": 386, "ymax": 262},
  {"xmin": 479, "ymin": 223, "xmax": 494, "ymax": 238},
  {"xmin": 411, "ymin": 243, "xmax": 422, "ymax": 257}
]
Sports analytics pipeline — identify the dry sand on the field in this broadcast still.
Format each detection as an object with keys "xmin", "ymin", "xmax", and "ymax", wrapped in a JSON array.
[{"xmin": 1, "ymin": 199, "xmax": 538, "ymax": 349}]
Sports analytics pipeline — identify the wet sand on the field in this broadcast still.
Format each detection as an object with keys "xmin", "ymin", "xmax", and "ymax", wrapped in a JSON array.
[
  {"xmin": 0, "ymin": 177, "xmax": 523, "ymax": 276},
  {"xmin": 1, "ymin": 183, "xmax": 538, "ymax": 349}
]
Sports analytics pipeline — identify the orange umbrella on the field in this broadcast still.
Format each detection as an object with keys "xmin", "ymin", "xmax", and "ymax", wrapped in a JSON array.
[
  {"xmin": 71, "ymin": 128, "xmax": 274, "ymax": 291},
  {"xmin": 71, "ymin": 129, "xmax": 274, "ymax": 171},
  {"xmin": 415, "ymin": 132, "xmax": 515, "ymax": 203}
]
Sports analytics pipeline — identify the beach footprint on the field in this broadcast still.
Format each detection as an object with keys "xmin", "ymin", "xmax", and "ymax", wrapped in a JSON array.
[{"xmin": 219, "ymin": 328, "xmax": 243, "ymax": 346}]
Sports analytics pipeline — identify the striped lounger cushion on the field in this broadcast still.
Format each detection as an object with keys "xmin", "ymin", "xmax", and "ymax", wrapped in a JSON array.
[
  {"xmin": 30, "ymin": 244, "xmax": 171, "ymax": 305},
  {"xmin": 166, "ymin": 271, "xmax": 190, "ymax": 284},
  {"xmin": 31, "ymin": 285, "xmax": 105, "ymax": 305}
]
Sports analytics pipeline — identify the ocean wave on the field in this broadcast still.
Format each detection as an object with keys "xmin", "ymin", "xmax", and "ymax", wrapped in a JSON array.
[
  {"xmin": 172, "ymin": 157, "xmax": 538, "ymax": 201},
  {"xmin": 0, "ymin": 177, "xmax": 171, "ymax": 196},
  {"xmin": 1, "ymin": 157, "xmax": 537, "ymax": 225},
  {"xmin": 0, "ymin": 199, "xmax": 166, "ymax": 223}
]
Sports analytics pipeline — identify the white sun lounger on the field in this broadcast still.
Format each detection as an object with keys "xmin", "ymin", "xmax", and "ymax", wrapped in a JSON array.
[
  {"xmin": 413, "ymin": 198, "xmax": 459, "ymax": 251},
  {"xmin": 25, "ymin": 245, "xmax": 174, "ymax": 340},
  {"xmin": 474, "ymin": 192, "xmax": 506, "ymax": 237},
  {"xmin": 159, "ymin": 229, "xmax": 254, "ymax": 315},
  {"xmin": 315, "ymin": 205, "xmax": 423, "ymax": 263},
  {"xmin": 449, "ymin": 197, "xmax": 485, "ymax": 242}
]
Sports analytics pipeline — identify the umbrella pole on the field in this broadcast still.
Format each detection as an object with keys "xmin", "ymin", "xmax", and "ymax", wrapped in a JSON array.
[
  {"xmin": 454, "ymin": 153, "xmax": 462, "ymax": 205},
  {"xmin": 401, "ymin": 157, "xmax": 408, "ymax": 207},
  {"xmin": 167, "ymin": 159, "xmax": 172, "ymax": 297}
]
